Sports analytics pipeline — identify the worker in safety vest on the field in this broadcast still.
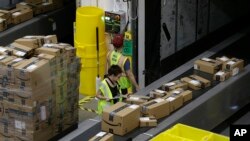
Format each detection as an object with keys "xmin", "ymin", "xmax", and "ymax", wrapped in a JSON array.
[
  {"xmin": 106, "ymin": 34, "xmax": 140, "ymax": 95},
  {"xmin": 96, "ymin": 65, "xmax": 123, "ymax": 114}
]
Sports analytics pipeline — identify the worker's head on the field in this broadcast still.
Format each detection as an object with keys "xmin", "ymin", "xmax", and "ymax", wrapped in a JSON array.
[
  {"xmin": 108, "ymin": 65, "xmax": 122, "ymax": 82},
  {"xmin": 112, "ymin": 34, "xmax": 124, "ymax": 49}
]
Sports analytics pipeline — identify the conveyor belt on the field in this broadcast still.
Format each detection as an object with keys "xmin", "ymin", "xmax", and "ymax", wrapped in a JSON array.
[{"xmin": 61, "ymin": 27, "xmax": 250, "ymax": 141}]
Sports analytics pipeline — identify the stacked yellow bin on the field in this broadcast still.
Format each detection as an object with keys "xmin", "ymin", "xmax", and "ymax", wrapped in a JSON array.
[
  {"xmin": 151, "ymin": 124, "xmax": 229, "ymax": 141},
  {"xmin": 75, "ymin": 6, "xmax": 107, "ymax": 96}
]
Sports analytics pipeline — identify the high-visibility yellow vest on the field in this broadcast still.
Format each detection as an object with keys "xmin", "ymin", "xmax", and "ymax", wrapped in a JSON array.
[
  {"xmin": 97, "ymin": 79, "xmax": 122, "ymax": 114},
  {"xmin": 108, "ymin": 50, "xmax": 131, "ymax": 89}
]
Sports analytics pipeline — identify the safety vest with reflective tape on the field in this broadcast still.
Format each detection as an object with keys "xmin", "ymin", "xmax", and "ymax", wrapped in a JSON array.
[
  {"xmin": 108, "ymin": 50, "xmax": 132, "ymax": 89},
  {"xmin": 97, "ymin": 79, "xmax": 122, "ymax": 115}
]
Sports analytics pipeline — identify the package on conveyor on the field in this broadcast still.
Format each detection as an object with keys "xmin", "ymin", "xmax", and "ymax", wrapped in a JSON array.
[
  {"xmin": 181, "ymin": 75, "xmax": 211, "ymax": 90},
  {"xmin": 89, "ymin": 132, "xmax": 114, "ymax": 141},
  {"xmin": 10, "ymin": 7, "xmax": 33, "ymax": 25},
  {"xmin": 163, "ymin": 90, "xmax": 184, "ymax": 113},
  {"xmin": 213, "ymin": 70, "xmax": 231, "ymax": 82},
  {"xmin": 7, "ymin": 43, "xmax": 34, "ymax": 58},
  {"xmin": 139, "ymin": 116, "xmax": 157, "ymax": 127},
  {"xmin": 149, "ymin": 89, "xmax": 167, "ymax": 98},
  {"xmin": 194, "ymin": 57, "xmax": 222, "ymax": 74},
  {"xmin": 166, "ymin": 88, "xmax": 192, "ymax": 103},
  {"xmin": 0, "ymin": 46, "xmax": 13, "ymax": 55},
  {"xmin": 216, "ymin": 56, "xmax": 230, "ymax": 64},
  {"xmin": 141, "ymin": 98, "xmax": 170, "ymax": 119},
  {"xmin": 101, "ymin": 102, "xmax": 140, "ymax": 136},
  {"xmin": 0, "ymin": 56, "xmax": 24, "ymax": 86},
  {"xmin": 223, "ymin": 57, "xmax": 244, "ymax": 76},
  {"xmin": 0, "ymin": 18, "xmax": 7, "ymax": 32},
  {"xmin": 162, "ymin": 80, "xmax": 188, "ymax": 91},
  {"xmin": 24, "ymin": 0, "xmax": 44, "ymax": 4},
  {"xmin": 0, "ymin": 9, "xmax": 11, "ymax": 24},
  {"xmin": 125, "ymin": 95, "xmax": 151, "ymax": 105},
  {"xmin": 16, "ymin": 2, "xmax": 54, "ymax": 16}
]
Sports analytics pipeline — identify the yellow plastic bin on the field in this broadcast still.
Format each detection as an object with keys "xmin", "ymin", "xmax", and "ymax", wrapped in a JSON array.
[
  {"xmin": 75, "ymin": 6, "xmax": 107, "ymax": 96},
  {"xmin": 151, "ymin": 124, "xmax": 229, "ymax": 141}
]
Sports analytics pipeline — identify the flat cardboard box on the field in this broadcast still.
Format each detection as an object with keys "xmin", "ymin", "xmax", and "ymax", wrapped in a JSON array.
[
  {"xmin": 162, "ymin": 80, "xmax": 188, "ymax": 91},
  {"xmin": 149, "ymin": 89, "xmax": 167, "ymax": 98},
  {"xmin": 34, "ymin": 2, "xmax": 54, "ymax": 15},
  {"xmin": 189, "ymin": 75, "xmax": 211, "ymax": 88},
  {"xmin": 180, "ymin": 77, "xmax": 201, "ymax": 90},
  {"xmin": 213, "ymin": 70, "xmax": 231, "ymax": 81},
  {"xmin": 141, "ymin": 98, "xmax": 170, "ymax": 119},
  {"xmin": 223, "ymin": 58, "xmax": 244, "ymax": 76},
  {"xmin": 0, "ymin": 18, "xmax": 7, "ymax": 32},
  {"xmin": 164, "ymin": 92, "xmax": 183, "ymax": 113},
  {"xmin": 102, "ymin": 102, "xmax": 140, "ymax": 136},
  {"xmin": 216, "ymin": 56, "xmax": 230, "ymax": 64},
  {"xmin": 139, "ymin": 116, "xmax": 157, "ymax": 127},
  {"xmin": 35, "ymin": 47, "xmax": 61, "ymax": 57},
  {"xmin": 180, "ymin": 90, "xmax": 192, "ymax": 103},
  {"xmin": 11, "ymin": 8, "xmax": 33, "ymax": 25},
  {"xmin": 125, "ymin": 95, "xmax": 150, "ymax": 105},
  {"xmin": 37, "ymin": 53, "xmax": 57, "ymax": 76},
  {"xmin": 8, "ymin": 43, "xmax": 34, "ymax": 58},
  {"xmin": 89, "ymin": 132, "xmax": 114, "ymax": 141},
  {"xmin": 194, "ymin": 58, "xmax": 222, "ymax": 74}
]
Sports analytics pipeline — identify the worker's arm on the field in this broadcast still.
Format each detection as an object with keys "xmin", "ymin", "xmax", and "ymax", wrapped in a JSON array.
[
  {"xmin": 96, "ymin": 90, "xmax": 110, "ymax": 101},
  {"xmin": 125, "ymin": 69, "xmax": 140, "ymax": 92}
]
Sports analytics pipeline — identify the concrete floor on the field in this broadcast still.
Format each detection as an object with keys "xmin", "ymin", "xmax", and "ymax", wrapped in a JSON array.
[{"xmin": 78, "ymin": 94, "xmax": 98, "ymax": 123}]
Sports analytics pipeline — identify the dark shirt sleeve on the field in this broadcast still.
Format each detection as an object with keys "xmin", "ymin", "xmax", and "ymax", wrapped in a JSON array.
[{"xmin": 123, "ymin": 59, "xmax": 130, "ymax": 71}]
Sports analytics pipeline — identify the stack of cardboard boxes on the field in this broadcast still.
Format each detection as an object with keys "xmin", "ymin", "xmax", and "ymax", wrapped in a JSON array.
[
  {"xmin": 0, "ymin": 35, "xmax": 80, "ymax": 141},
  {"xmin": 0, "ymin": 0, "xmax": 64, "ymax": 32}
]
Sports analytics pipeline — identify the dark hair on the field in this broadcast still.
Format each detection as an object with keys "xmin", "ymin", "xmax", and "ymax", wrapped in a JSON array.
[{"xmin": 108, "ymin": 65, "xmax": 122, "ymax": 76}]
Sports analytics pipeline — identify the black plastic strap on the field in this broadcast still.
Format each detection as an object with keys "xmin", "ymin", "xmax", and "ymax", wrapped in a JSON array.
[
  {"xmin": 109, "ymin": 104, "xmax": 129, "ymax": 121},
  {"xmin": 142, "ymin": 101, "xmax": 157, "ymax": 113}
]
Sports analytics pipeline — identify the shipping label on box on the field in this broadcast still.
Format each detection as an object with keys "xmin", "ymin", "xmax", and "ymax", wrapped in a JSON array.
[
  {"xmin": 102, "ymin": 102, "xmax": 140, "ymax": 136},
  {"xmin": 162, "ymin": 80, "xmax": 188, "ymax": 91},
  {"xmin": 194, "ymin": 58, "xmax": 222, "ymax": 74},
  {"xmin": 89, "ymin": 132, "xmax": 114, "ymax": 141},
  {"xmin": 213, "ymin": 70, "xmax": 231, "ymax": 81},
  {"xmin": 141, "ymin": 98, "xmax": 170, "ymax": 119}
]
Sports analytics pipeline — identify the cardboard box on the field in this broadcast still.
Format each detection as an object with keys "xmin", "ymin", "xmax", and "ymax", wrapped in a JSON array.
[
  {"xmin": 0, "ymin": 46, "xmax": 13, "ymax": 55},
  {"xmin": 11, "ymin": 8, "xmax": 33, "ymax": 25},
  {"xmin": 162, "ymin": 80, "xmax": 188, "ymax": 91},
  {"xmin": 0, "ymin": 117, "xmax": 14, "ymax": 137},
  {"xmin": 164, "ymin": 91, "xmax": 183, "ymax": 113},
  {"xmin": 194, "ymin": 58, "xmax": 222, "ymax": 74},
  {"xmin": 180, "ymin": 90, "xmax": 192, "ymax": 103},
  {"xmin": 141, "ymin": 98, "xmax": 170, "ymax": 119},
  {"xmin": 181, "ymin": 77, "xmax": 202, "ymax": 90},
  {"xmin": 8, "ymin": 43, "xmax": 34, "ymax": 58},
  {"xmin": 44, "ymin": 35, "xmax": 58, "ymax": 44},
  {"xmin": 223, "ymin": 58, "xmax": 244, "ymax": 76},
  {"xmin": 216, "ymin": 56, "xmax": 230, "ymax": 64},
  {"xmin": 0, "ymin": 10, "xmax": 11, "ymax": 24},
  {"xmin": 89, "ymin": 132, "xmax": 114, "ymax": 141},
  {"xmin": 189, "ymin": 75, "xmax": 211, "ymax": 88},
  {"xmin": 23, "ymin": 35, "xmax": 45, "ymax": 47},
  {"xmin": 0, "ymin": 18, "xmax": 7, "ymax": 32},
  {"xmin": 149, "ymin": 89, "xmax": 167, "ymax": 98},
  {"xmin": 213, "ymin": 70, "xmax": 231, "ymax": 81},
  {"xmin": 125, "ymin": 95, "xmax": 150, "ymax": 105},
  {"xmin": 15, "ymin": 38, "xmax": 41, "ymax": 49},
  {"xmin": 37, "ymin": 53, "xmax": 57, "ymax": 76},
  {"xmin": 14, "ymin": 57, "xmax": 51, "ymax": 91},
  {"xmin": 101, "ymin": 102, "xmax": 140, "ymax": 136},
  {"xmin": 139, "ymin": 116, "xmax": 157, "ymax": 127},
  {"xmin": 34, "ymin": 2, "xmax": 54, "ymax": 15}
]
